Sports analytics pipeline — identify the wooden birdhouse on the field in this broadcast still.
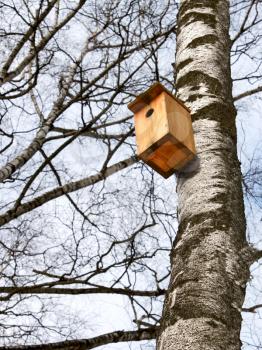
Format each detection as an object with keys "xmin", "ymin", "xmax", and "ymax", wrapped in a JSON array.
[{"xmin": 128, "ymin": 82, "xmax": 196, "ymax": 178}]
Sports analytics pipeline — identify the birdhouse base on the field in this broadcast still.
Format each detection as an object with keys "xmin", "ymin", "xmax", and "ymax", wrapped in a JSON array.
[{"xmin": 139, "ymin": 133, "xmax": 195, "ymax": 178}]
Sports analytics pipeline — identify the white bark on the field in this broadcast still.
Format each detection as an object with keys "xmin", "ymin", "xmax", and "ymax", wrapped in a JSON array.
[{"xmin": 157, "ymin": 1, "xmax": 251, "ymax": 349}]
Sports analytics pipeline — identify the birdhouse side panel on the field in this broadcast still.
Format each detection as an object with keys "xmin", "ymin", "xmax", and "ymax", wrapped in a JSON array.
[
  {"xmin": 164, "ymin": 93, "xmax": 196, "ymax": 155},
  {"xmin": 134, "ymin": 92, "xmax": 169, "ymax": 156}
]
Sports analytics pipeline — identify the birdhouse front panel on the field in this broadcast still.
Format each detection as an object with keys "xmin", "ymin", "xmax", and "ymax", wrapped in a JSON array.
[
  {"xmin": 134, "ymin": 92, "xmax": 169, "ymax": 156},
  {"xmin": 128, "ymin": 83, "xmax": 196, "ymax": 178}
]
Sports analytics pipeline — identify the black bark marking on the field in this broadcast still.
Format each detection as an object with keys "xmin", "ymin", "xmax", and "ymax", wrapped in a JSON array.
[
  {"xmin": 178, "ymin": 12, "xmax": 217, "ymax": 33},
  {"xmin": 176, "ymin": 58, "xmax": 193, "ymax": 72},
  {"xmin": 187, "ymin": 34, "xmax": 217, "ymax": 49},
  {"xmin": 179, "ymin": 0, "xmax": 218, "ymax": 18},
  {"xmin": 176, "ymin": 71, "xmax": 223, "ymax": 96}
]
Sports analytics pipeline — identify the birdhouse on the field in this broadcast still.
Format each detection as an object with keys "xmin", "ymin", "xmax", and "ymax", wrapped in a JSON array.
[{"xmin": 128, "ymin": 82, "xmax": 196, "ymax": 178}]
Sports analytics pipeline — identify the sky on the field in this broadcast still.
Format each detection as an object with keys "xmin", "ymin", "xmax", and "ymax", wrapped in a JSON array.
[{"xmin": 1, "ymin": 1, "xmax": 262, "ymax": 349}]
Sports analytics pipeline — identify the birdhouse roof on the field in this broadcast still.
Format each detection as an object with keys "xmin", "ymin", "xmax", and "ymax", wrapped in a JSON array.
[{"xmin": 127, "ymin": 82, "xmax": 190, "ymax": 113}]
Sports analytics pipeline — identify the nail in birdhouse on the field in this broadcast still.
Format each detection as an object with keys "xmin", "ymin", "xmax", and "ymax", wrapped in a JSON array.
[{"xmin": 128, "ymin": 82, "xmax": 196, "ymax": 178}]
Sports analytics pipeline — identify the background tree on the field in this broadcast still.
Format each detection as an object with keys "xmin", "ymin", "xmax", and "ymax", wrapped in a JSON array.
[{"xmin": 0, "ymin": 0, "xmax": 262, "ymax": 349}]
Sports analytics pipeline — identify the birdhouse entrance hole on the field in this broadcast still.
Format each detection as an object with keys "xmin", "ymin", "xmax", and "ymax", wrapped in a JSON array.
[{"xmin": 146, "ymin": 108, "xmax": 154, "ymax": 118}]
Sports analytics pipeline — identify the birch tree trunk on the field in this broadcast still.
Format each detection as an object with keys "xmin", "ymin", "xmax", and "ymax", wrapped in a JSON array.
[{"xmin": 157, "ymin": 1, "xmax": 251, "ymax": 349}]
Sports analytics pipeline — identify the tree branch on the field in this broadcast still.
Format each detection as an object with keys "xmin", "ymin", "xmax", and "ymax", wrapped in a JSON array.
[
  {"xmin": 0, "ymin": 285, "xmax": 165, "ymax": 299},
  {"xmin": 0, "ymin": 0, "xmax": 58, "ymax": 79},
  {"xmin": 0, "ymin": 156, "xmax": 138, "ymax": 227},
  {"xmin": 46, "ymin": 127, "xmax": 135, "ymax": 142},
  {"xmin": 233, "ymin": 85, "xmax": 262, "ymax": 101},
  {"xmin": 0, "ymin": 0, "xmax": 87, "ymax": 84},
  {"xmin": 231, "ymin": 0, "xmax": 257, "ymax": 44},
  {"xmin": 242, "ymin": 304, "xmax": 262, "ymax": 313},
  {"xmin": 0, "ymin": 327, "xmax": 158, "ymax": 350},
  {"xmin": 251, "ymin": 249, "xmax": 262, "ymax": 262}
]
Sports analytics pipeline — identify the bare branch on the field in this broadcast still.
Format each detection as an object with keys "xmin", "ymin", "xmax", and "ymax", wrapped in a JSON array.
[
  {"xmin": 233, "ymin": 85, "xmax": 262, "ymax": 101},
  {"xmin": 0, "ymin": 0, "xmax": 58, "ymax": 79},
  {"xmin": 242, "ymin": 304, "xmax": 262, "ymax": 313},
  {"xmin": 0, "ymin": 285, "xmax": 165, "ymax": 298},
  {"xmin": 0, "ymin": 327, "xmax": 158, "ymax": 350},
  {"xmin": 0, "ymin": 0, "xmax": 87, "ymax": 85},
  {"xmin": 231, "ymin": 0, "xmax": 258, "ymax": 44},
  {"xmin": 0, "ymin": 156, "xmax": 138, "ymax": 226}
]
